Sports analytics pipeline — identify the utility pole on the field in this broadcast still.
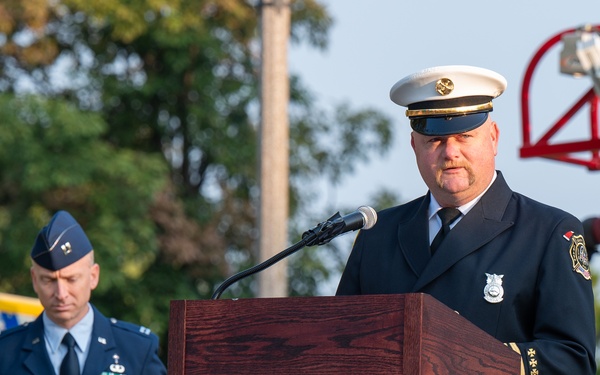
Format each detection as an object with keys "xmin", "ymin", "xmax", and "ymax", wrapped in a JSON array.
[{"xmin": 257, "ymin": 0, "xmax": 290, "ymax": 297}]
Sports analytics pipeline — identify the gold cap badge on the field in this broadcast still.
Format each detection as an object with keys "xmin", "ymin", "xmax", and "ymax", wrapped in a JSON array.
[{"xmin": 435, "ymin": 78, "xmax": 454, "ymax": 96}]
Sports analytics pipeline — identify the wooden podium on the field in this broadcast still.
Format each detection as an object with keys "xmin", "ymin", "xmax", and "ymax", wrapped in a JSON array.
[{"xmin": 168, "ymin": 293, "xmax": 521, "ymax": 374}]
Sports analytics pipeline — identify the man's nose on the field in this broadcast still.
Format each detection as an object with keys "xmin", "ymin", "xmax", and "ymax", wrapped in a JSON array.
[
  {"xmin": 54, "ymin": 279, "xmax": 69, "ymax": 300},
  {"xmin": 442, "ymin": 138, "xmax": 461, "ymax": 158}
]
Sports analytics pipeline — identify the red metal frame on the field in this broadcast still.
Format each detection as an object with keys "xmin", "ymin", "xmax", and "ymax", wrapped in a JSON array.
[{"xmin": 520, "ymin": 25, "xmax": 600, "ymax": 170}]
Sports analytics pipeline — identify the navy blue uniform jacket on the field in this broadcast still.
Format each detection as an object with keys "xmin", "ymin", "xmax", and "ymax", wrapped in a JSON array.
[
  {"xmin": 0, "ymin": 304, "xmax": 167, "ymax": 375},
  {"xmin": 336, "ymin": 172, "xmax": 596, "ymax": 374}
]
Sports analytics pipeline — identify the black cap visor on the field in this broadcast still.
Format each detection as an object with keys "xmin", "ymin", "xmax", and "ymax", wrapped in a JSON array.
[{"xmin": 410, "ymin": 112, "xmax": 489, "ymax": 136}]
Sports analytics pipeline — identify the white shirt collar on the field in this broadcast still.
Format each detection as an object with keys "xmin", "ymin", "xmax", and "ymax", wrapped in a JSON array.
[
  {"xmin": 428, "ymin": 171, "xmax": 497, "ymax": 244},
  {"xmin": 428, "ymin": 171, "xmax": 497, "ymax": 219}
]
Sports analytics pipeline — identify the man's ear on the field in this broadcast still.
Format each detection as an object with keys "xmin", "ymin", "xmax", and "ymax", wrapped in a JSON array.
[
  {"xmin": 30, "ymin": 266, "xmax": 39, "ymax": 294},
  {"xmin": 490, "ymin": 121, "xmax": 500, "ymax": 156},
  {"xmin": 90, "ymin": 263, "xmax": 100, "ymax": 290}
]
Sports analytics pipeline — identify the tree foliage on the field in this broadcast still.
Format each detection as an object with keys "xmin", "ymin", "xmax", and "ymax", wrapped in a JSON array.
[
  {"xmin": 0, "ymin": 93, "xmax": 168, "ymax": 309},
  {"xmin": 0, "ymin": 0, "xmax": 395, "ymax": 361}
]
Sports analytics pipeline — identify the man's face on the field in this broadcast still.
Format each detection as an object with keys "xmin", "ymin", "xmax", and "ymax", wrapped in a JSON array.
[
  {"xmin": 31, "ymin": 253, "xmax": 99, "ymax": 329},
  {"xmin": 411, "ymin": 116, "xmax": 499, "ymax": 207}
]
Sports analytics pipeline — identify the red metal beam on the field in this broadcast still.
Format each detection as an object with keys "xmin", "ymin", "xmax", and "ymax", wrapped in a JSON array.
[{"xmin": 520, "ymin": 25, "xmax": 600, "ymax": 170}]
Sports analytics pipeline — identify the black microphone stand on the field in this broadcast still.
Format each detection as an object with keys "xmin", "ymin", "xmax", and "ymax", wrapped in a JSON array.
[{"xmin": 211, "ymin": 212, "xmax": 346, "ymax": 300}]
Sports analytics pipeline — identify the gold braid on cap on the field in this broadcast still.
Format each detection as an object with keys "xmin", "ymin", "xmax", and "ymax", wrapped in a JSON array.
[{"xmin": 406, "ymin": 101, "xmax": 493, "ymax": 118}]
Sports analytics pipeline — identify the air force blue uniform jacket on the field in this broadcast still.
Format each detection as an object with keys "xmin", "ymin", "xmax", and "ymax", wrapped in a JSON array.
[
  {"xmin": 336, "ymin": 172, "xmax": 596, "ymax": 375},
  {"xmin": 0, "ymin": 304, "xmax": 167, "ymax": 375}
]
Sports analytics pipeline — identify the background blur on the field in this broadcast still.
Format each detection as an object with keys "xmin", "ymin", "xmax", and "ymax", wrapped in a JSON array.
[
  {"xmin": 1, "ymin": 0, "xmax": 599, "ymax": 368},
  {"xmin": 291, "ymin": 0, "xmax": 600, "ymax": 227}
]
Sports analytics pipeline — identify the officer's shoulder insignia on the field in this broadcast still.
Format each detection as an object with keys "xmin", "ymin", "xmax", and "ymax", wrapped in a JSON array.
[
  {"xmin": 110, "ymin": 318, "xmax": 153, "ymax": 337},
  {"xmin": 563, "ymin": 231, "xmax": 591, "ymax": 280}
]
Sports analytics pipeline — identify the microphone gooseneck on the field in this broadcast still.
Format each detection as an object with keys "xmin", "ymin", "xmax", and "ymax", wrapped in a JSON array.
[{"xmin": 211, "ymin": 206, "xmax": 378, "ymax": 299}]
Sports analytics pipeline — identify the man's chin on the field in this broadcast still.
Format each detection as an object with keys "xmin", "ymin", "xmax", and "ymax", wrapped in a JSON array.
[
  {"xmin": 438, "ymin": 179, "xmax": 471, "ymax": 193},
  {"xmin": 47, "ymin": 309, "xmax": 74, "ymax": 323}
]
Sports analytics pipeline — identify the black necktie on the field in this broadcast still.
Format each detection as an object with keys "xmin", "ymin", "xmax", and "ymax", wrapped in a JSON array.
[
  {"xmin": 430, "ymin": 207, "xmax": 461, "ymax": 254},
  {"xmin": 60, "ymin": 332, "xmax": 80, "ymax": 375}
]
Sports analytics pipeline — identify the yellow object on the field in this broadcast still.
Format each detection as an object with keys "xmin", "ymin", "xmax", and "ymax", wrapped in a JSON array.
[
  {"xmin": 0, "ymin": 292, "xmax": 43, "ymax": 331},
  {"xmin": 0, "ymin": 292, "xmax": 43, "ymax": 316}
]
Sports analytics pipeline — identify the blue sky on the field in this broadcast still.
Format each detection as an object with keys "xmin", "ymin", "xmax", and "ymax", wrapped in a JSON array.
[{"xmin": 290, "ymin": 0, "xmax": 600, "ymax": 225}]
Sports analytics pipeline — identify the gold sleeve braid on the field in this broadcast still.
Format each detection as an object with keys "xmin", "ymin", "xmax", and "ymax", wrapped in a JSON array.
[{"xmin": 505, "ymin": 342, "xmax": 526, "ymax": 375}]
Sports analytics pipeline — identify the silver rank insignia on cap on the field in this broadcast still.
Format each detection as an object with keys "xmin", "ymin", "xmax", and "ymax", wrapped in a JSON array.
[
  {"xmin": 564, "ymin": 231, "xmax": 591, "ymax": 280},
  {"xmin": 61, "ymin": 242, "xmax": 72, "ymax": 255},
  {"xmin": 483, "ymin": 273, "xmax": 504, "ymax": 303}
]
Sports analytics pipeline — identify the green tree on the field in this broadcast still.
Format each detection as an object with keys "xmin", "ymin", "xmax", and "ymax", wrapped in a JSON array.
[
  {"xmin": 0, "ymin": 94, "xmax": 168, "ymax": 317},
  {"xmin": 0, "ymin": 0, "xmax": 395, "ymax": 361}
]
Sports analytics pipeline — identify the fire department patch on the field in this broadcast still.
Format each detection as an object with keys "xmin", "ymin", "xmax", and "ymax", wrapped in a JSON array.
[{"xmin": 568, "ymin": 234, "xmax": 591, "ymax": 280}]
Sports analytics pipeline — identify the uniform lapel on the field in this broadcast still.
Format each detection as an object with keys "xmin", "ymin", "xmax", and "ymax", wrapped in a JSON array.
[
  {"xmin": 82, "ymin": 306, "xmax": 116, "ymax": 375},
  {"xmin": 411, "ymin": 172, "xmax": 515, "ymax": 292},
  {"xmin": 397, "ymin": 195, "xmax": 431, "ymax": 277},
  {"xmin": 22, "ymin": 316, "xmax": 54, "ymax": 375}
]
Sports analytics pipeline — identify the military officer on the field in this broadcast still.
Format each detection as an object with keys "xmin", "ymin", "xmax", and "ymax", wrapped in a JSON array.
[
  {"xmin": 0, "ymin": 210, "xmax": 167, "ymax": 375},
  {"xmin": 336, "ymin": 65, "xmax": 596, "ymax": 374}
]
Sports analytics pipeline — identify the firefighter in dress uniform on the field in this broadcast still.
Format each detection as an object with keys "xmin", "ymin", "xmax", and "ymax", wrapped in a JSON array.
[{"xmin": 336, "ymin": 65, "xmax": 596, "ymax": 375}]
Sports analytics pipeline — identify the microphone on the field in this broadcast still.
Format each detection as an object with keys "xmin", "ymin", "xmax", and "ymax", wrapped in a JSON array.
[
  {"xmin": 211, "ymin": 205, "xmax": 377, "ymax": 299},
  {"xmin": 302, "ymin": 205, "xmax": 378, "ymax": 246},
  {"xmin": 335, "ymin": 205, "xmax": 378, "ymax": 232}
]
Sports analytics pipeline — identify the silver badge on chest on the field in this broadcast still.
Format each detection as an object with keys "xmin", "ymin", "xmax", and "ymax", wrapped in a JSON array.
[
  {"xmin": 109, "ymin": 354, "xmax": 126, "ymax": 374},
  {"xmin": 483, "ymin": 273, "xmax": 504, "ymax": 303},
  {"xmin": 101, "ymin": 353, "xmax": 126, "ymax": 375}
]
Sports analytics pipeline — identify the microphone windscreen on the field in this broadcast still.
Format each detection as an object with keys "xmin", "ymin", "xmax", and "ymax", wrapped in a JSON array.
[{"xmin": 358, "ymin": 206, "xmax": 377, "ymax": 230}]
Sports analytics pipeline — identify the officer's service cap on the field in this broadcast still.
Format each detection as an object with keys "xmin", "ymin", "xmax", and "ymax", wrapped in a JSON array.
[
  {"xmin": 31, "ymin": 210, "xmax": 93, "ymax": 271},
  {"xmin": 390, "ymin": 65, "xmax": 507, "ymax": 136}
]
